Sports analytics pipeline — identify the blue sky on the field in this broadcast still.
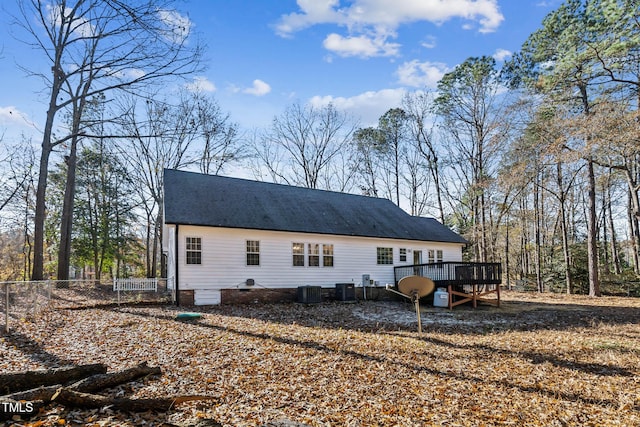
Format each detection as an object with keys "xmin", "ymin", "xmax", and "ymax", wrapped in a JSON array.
[{"xmin": 0, "ymin": 0, "xmax": 562, "ymax": 144}]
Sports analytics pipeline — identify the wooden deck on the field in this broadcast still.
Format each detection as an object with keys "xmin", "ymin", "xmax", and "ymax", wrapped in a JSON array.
[{"xmin": 394, "ymin": 262, "xmax": 502, "ymax": 309}]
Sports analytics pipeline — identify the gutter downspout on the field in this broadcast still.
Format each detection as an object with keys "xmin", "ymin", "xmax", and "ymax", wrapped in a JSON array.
[{"xmin": 175, "ymin": 224, "xmax": 180, "ymax": 306}]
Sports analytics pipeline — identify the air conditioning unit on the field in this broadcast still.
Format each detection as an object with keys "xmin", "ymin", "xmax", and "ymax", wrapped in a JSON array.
[
  {"xmin": 335, "ymin": 283, "xmax": 356, "ymax": 302},
  {"xmin": 297, "ymin": 285, "xmax": 322, "ymax": 304}
]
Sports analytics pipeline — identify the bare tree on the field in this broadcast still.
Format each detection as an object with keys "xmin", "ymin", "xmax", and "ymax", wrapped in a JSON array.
[
  {"xmin": 0, "ymin": 138, "xmax": 32, "ymax": 216},
  {"xmin": 119, "ymin": 90, "xmax": 241, "ymax": 277},
  {"xmin": 253, "ymin": 102, "xmax": 357, "ymax": 190},
  {"xmin": 352, "ymin": 127, "xmax": 383, "ymax": 197},
  {"xmin": 192, "ymin": 92, "xmax": 244, "ymax": 175},
  {"xmin": 11, "ymin": 0, "xmax": 203, "ymax": 280},
  {"xmin": 377, "ymin": 108, "xmax": 409, "ymax": 206},
  {"xmin": 403, "ymin": 92, "xmax": 446, "ymax": 223}
]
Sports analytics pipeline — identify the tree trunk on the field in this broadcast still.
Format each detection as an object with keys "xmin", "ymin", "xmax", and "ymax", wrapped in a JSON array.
[
  {"xmin": 0, "ymin": 363, "xmax": 107, "ymax": 394},
  {"xmin": 557, "ymin": 163, "xmax": 573, "ymax": 294},
  {"xmin": 628, "ymin": 191, "xmax": 640, "ymax": 274},
  {"xmin": 624, "ymin": 169, "xmax": 640, "ymax": 273},
  {"xmin": 145, "ymin": 217, "xmax": 152, "ymax": 276},
  {"xmin": 534, "ymin": 170, "xmax": 543, "ymax": 293},
  {"xmin": 432, "ymin": 162, "xmax": 446, "ymax": 225},
  {"xmin": 68, "ymin": 362, "xmax": 161, "ymax": 393},
  {"xmin": 606, "ymin": 183, "xmax": 621, "ymax": 275},
  {"xmin": 0, "ymin": 363, "xmax": 210, "ymax": 418},
  {"xmin": 57, "ymin": 136, "xmax": 79, "ymax": 281},
  {"xmin": 3, "ymin": 385, "xmax": 61, "ymax": 403},
  {"xmin": 32, "ymin": 56, "xmax": 66, "ymax": 281},
  {"xmin": 519, "ymin": 195, "xmax": 530, "ymax": 279},
  {"xmin": 51, "ymin": 388, "xmax": 215, "ymax": 412},
  {"xmin": 32, "ymin": 143, "xmax": 52, "ymax": 281},
  {"xmin": 586, "ymin": 158, "xmax": 601, "ymax": 297},
  {"xmin": 505, "ymin": 220, "xmax": 511, "ymax": 290}
]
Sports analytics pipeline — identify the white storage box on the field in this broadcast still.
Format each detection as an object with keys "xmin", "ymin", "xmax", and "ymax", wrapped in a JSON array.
[{"xmin": 433, "ymin": 287, "xmax": 449, "ymax": 307}]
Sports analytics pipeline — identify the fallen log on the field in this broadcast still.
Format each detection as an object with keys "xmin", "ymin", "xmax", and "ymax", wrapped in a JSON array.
[
  {"xmin": 1, "ymin": 362, "xmax": 161, "ymax": 404},
  {"xmin": 0, "ymin": 363, "xmax": 107, "ymax": 394},
  {"xmin": 70, "ymin": 362, "xmax": 162, "ymax": 393},
  {"xmin": 2, "ymin": 385, "xmax": 60, "ymax": 403},
  {"xmin": 51, "ymin": 388, "xmax": 216, "ymax": 412},
  {"xmin": 1, "ymin": 362, "xmax": 210, "ymax": 418}
]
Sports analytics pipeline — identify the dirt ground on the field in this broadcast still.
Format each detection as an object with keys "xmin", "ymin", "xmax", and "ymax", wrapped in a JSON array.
[{"xmin": 1, "ymin": 290, "xmax": 639, "ymax": 426}]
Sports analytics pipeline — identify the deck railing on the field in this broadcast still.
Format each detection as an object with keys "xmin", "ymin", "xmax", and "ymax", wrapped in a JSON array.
[{"xmin": 394, "ymin": 262, "xmax": 502, "ymax": 286}]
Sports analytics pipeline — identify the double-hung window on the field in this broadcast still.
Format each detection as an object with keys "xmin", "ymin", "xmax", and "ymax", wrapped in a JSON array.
[
  {"xmin": 293, "ymin": 243, "xmax": 305, "ymax": 266},
  {"xmin": 186, "ymin": 237, "xmax": 202, "ymax": 265},
  {"xmin": 323, "ymin": 244, "xmax": 334, "ymax": 267},
  {"xmin": 293, "ymin": 242, "xmax": 334, "ymax": 267},
  {"xmin": 246, "ymin": 240, "xmax": 260, "ymax": 266},
  {"xmin": 308, "ymin": 244, "xmax": 320, "ymax": 267}
]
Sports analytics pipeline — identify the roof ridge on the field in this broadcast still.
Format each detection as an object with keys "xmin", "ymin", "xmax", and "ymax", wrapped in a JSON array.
[{"xmin": 163, "ymin": 168, "xmax": 395, "ymax": 203}]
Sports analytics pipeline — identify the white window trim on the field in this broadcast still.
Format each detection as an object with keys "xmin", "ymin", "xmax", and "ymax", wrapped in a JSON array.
[
  {"xmin": 185, "ymin": 236, "xmax": 202, "ymax": 265},
  {"xmin": 377, "ymin": 247, "xmax": 394, "ymax": 265},
  {"xmin": 246, "ymin": 240, "xmax": 260, "ymax": 267},
  {"xmin": 293, "ymin": 242, "xmax": 334, "ymax": 268}
]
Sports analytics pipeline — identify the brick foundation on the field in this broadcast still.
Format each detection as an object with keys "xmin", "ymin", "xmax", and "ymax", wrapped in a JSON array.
[
  {"xmin": 177, "ymin": 290, "xmax": 195, "ymax": 306},
  {"xmin": 221, "ymin": 288, "xmax": 298, "ymax": 304},
  {"xmin": 219, "ymin": 286, "xmax": 400, "ymax": 304},
  {"xmin": 178, "ymin": 286, "xmax": 402, "ymax": 306}
]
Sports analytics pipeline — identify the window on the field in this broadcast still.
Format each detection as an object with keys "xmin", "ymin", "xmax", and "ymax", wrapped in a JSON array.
[
  {"xmin": 294, "ymin": 242, "xmax": 334, "ymax": 267},
  {"xmin": 246, "ymin": 240, "xmax": 260, "ymax": 266},
  {"xmin": 428, "ymin": 249, "xmax": 435, "ymax": 264},
  {"xmin": 436, "ymin": 250, "xmax": 443, "ymax": 263},
  {"xmin": 308, "ymin": 244, "xmax": 320, "ymax": 266},
  {"xmin": 293, "ymin": 242, "xmax": 305, "ymax": 266},
  {"xmin": 186, "ymin": 237, "xmax": 202, "ymax": 265},
  {"xmin": 377, "ymin": 247, "xmax": 393, "ymax": 265},
  {"xmin": 399, "ymin": 248, "xmax": 407, "ymax": 262},
  {"xmin": 323, "ymin": 244, "xmax": 334, "ymax": 267}
]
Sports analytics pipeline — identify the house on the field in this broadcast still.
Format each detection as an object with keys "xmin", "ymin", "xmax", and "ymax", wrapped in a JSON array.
[{"xmin": 163, "ymin": 168, "xmax": 467, "ymax": 305}]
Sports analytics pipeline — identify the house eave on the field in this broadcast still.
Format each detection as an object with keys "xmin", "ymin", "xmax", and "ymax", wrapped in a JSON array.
[{"xmin": 163, "ymin": 221, "xmax": 466, "ymax": 245}]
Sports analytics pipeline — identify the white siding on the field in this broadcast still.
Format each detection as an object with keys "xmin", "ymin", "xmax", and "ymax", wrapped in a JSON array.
[
  {"xmin": 174, "ymin": 226, "xmax": 463, "ymax": 301},
  {"xmin": 165, "ymin": 225, "xmax": 176, "ymax": 290}
]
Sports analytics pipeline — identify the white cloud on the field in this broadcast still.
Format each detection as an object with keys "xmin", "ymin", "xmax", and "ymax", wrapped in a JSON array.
[
  {"xmin": 47, "ymin": 4, "xmax": 94, "ymax": 38},
  {"xmin": 274, "ymin": 0, "xmax": 344, "ymax": 36},
  {"xmin": 123, "ymin": 68, "xmax": 146, "ymax": 80},
  {"xmin": 243, "ymin": 79, "xmax": 272, "ymax": 96},
  {"xmin": 323, "ymin": 33, "xmax": 400, "ymax": 58},
  {"xmin": 276, "ymin": 0, "xmax": 504, "ymax": 56},
  {"xmin": 0, "ymin": 106, "xmax": 37, "ymax": 129},
  {"xmin": 185, "ymin": 76, "xmax": 216, "ymax": 92},
  {"xmin": 396, "ymin": 60, "xmax": 449, "ymax": 88},
  {"xmin": 278, "ymin": 0, "xmax": 503, "ymax": 34},
  {"xmin": 492, "ymin": 48, "xmax": 512, "ymax": 62},
  {"xmin": 421, "ymin": 35, "xmax": 437, "ymax": 49},
  {"xmin": 309, "ymin": 88, "xmax": 407, "ymax": 125},
  {"xmin": 157, "ymin": 9, "xmax": 193, "ymax": 44}
]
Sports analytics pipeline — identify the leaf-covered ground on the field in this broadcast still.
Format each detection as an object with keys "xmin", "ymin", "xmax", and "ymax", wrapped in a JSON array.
[{"xmin": 2, "ymin": 291, "xmax": 640, "ymax": 426}]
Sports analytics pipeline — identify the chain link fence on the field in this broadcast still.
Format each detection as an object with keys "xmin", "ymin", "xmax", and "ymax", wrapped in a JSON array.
[{"xmin": 1, "ymin": 278, "xmax": 174, "ymax": 332}]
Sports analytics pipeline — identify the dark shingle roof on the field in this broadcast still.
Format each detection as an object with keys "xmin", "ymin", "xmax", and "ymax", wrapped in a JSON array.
[{"xmin": 163, "ymin": 169, "xmax": 466, "ymax": 244}]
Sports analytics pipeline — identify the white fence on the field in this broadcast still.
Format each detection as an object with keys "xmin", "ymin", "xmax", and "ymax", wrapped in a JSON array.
[
  {"xmin": 113, "ymin": 278, "xmax": 160, "ymax": 305},
  {"xmin": 113, "ymin": 278, "xmax": 158, "ymax": 292},
  {"xmin": 2, "ymin": 279, "xmax": 173, "ymax": 333}
]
